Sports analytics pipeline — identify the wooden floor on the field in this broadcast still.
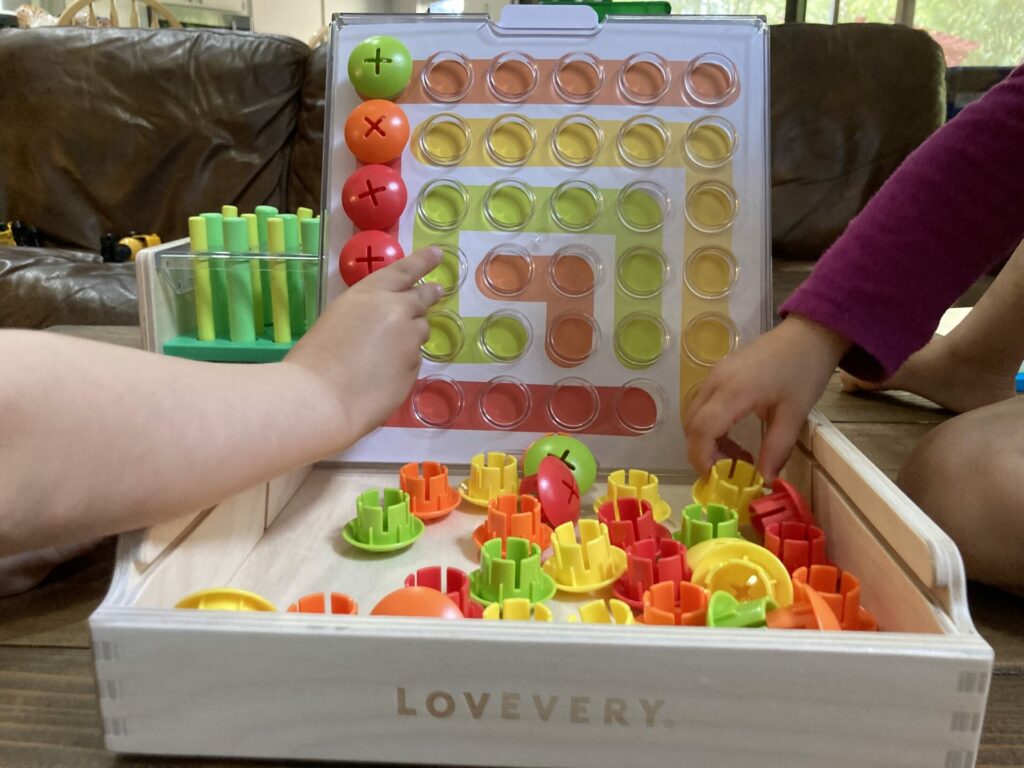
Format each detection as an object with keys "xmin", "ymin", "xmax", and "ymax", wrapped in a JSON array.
[{"xmin": 1, "ymin": 324, "xmax": 1021, "ymax": 767}]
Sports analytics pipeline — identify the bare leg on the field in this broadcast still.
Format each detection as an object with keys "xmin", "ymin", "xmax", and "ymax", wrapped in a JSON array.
[
  {"xmin": 842, "ymin": 238, "xmax": 1024, "ymax": 413},
  {"xmin": 898, "ymin": 397, "xmax": 1024, "ymax": 593}
]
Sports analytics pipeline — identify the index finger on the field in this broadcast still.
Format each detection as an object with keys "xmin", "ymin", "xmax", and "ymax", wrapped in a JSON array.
[
  {"xmin": 361, "ymin": 247, "xmax": 443, "ymax": 292},
  {"xmin": 685, "ymin": 393, "xmax": 749, "ymax": 476}
]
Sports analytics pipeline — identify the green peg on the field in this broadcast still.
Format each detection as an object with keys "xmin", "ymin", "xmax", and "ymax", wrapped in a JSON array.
[
  {"xmin": 296, "ymin": 206, "xmax": 314, "ymax": 248},
  {"xmin": 267, "ymin": 216, "xmax": 291, "ymax": 344},
  {"xmin": 201, "ymin": 212, "xmax": 229, "ymax": 339},
  {"xmin": 254, "ymin": 205, "xmax": 278, "ymax": 327},
  {"xmin": 188, "ymin": 216, "xmax": 214, "ymax": 342},
  {"xmin": 278, "ymin": 213, "xmax": 305, "ymax": 335},
  {"xmin": 241, "ymin": 213, "xmax": 264, "ymax": 336},
  {"xmin": 223, "ymin": 217, "xmax": 255, "ymax": 344},
  {"xmin": 300, "ymin": 216, "xmax": 321, "ymax": 329}
]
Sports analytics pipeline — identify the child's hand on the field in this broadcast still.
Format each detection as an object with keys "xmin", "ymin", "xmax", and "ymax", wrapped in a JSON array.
[
  {"xmin": 684, "ymin": 314, "xmax": 848, "ymax": 480},
  {"xmin": 285, "ymin": 246, "xmax": 444, "ymax": 443}
]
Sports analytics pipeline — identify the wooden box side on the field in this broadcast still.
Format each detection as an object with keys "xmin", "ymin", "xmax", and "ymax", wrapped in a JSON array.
[
  {"xmin": 804, "ymin": 410, "xmax": 975, "ymax": 632},
  {"xmin": 89, "ymin": 608, "xmax": 992, "ymax": 767}
]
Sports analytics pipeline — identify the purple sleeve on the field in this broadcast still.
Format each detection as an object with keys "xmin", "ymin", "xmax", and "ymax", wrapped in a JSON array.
[{"xmin": 780, "ymin": 63, "xmax": 1024, "ymax": 381}]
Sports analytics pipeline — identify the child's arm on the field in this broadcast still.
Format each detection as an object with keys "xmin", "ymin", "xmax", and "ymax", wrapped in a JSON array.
[
  {"xmin": 685, "ymin": 314, "xmax": 849, "ymax": 481},
  {"xmin": 687, "ymin": 63, "xmax": 1024, "ymax": 480},
  {"xmin": 0, "ymin": 247, "xmax": 443, "ymax": 557}
]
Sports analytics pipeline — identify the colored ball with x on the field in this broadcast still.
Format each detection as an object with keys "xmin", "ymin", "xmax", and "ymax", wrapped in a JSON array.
[
  {"xmin": 342, "ymin": 164, "xmax": 407, "ymax": 231},
  {"xmin": 348, "ymin": 35, "xmax": 413, "ymax": 100},
  {"xmin": 521, "ymin": 455, "xmax": 581, "ymax": 529},
  {"xmin": 339, "ymin": 230, "xmax": 404, "ymax": 287},
  {"xmin": 524, "ymin": 433, "xmax": 598, "ymax": 494},
  {"xmin": 345, "ymin": 100, "xmax": 410, "ymax": 165}
]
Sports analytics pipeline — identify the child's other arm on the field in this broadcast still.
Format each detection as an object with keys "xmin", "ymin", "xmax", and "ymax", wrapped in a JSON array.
[{"xmin": 781, "ymin": 63, "xmax": 1024, "ymax": 382}]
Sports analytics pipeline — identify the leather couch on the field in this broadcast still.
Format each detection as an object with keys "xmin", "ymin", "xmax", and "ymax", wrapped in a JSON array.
[{"xmin": 0, "ymin": 22, "xmax": 946, "ymax": 327}]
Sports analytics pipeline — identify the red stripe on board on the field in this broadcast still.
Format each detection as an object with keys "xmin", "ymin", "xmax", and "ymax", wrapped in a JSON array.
[{"xmin": 386, "ymin": 378, "xmax": 659, "ymax": 436}]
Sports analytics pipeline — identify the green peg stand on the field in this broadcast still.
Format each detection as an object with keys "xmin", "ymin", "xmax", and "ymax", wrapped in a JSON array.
[
  {"xmin": 342, "ymin": 488, "xmax": 424, "ymax": 553},
  {"xmin": 675, "ymin": 502, "xmax": 740, "ymax": 548},
  {"xmin": 469, "ymin": 537, "xmax": 556, "ymax": 606}
]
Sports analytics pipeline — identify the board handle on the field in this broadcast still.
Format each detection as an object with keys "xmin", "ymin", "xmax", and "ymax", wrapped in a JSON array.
[{"xmin": 492, "ymin": 4, "xmax": 600, "ymax": 35}]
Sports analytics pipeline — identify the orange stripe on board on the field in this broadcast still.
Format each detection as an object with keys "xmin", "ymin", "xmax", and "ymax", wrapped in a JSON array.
[
  {"xmin": 475, "ymin": 253, "xmax": 595, "ymax": 370},
  {"xmin": 399, "ymin": 57, "xmax": 740, "ymax": 108}
]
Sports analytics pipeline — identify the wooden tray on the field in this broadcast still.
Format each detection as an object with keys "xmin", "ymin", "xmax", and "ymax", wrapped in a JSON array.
[{"xmin": 89, "ymin": 412, "xmax": 993, "ymax": 767}]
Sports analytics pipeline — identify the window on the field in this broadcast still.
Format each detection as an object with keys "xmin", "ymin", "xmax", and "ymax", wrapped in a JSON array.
[
  {"xmin": 669, "ymin": 0, "xmax": 786, "ymax": 24},
  {"xmin": 802, "ymin": 0, "xmax": 1023, "ymax": 66},
  {"xmin": 913, "ymin": 0, "xmax": 1024, "ymax": 66},
  {"xmin": 804, "ymin": 0, "xmax": 896, "ymax": 24}
]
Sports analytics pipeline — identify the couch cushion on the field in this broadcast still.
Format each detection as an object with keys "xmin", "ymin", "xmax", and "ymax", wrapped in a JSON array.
[
  {"xmin": 0, "ymin": 247, "xmax": 137, "ymax": 327},
  {"xmin": 0, "ymin": 27, "xmax": 309, "ymax": 250},
  {"xmin": 770, "ymin": 23, "xmax": 946, "ymax": 260},
  {"xmin": 288, "ymin": 42, "xmax": 327, "ymax": 214}
]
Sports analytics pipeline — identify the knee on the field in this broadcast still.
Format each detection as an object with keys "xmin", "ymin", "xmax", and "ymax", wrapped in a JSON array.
[
  {"xmin": 898, "ymin": 419, "xmax": 983, "ymax": 506},
  {"xmin": 900, "ymin": 416, "xmax": 1024, "ymax": 506},
  {"xmin": 898, "ymin": 417, "xmax": 1024, "ymax": 591}
]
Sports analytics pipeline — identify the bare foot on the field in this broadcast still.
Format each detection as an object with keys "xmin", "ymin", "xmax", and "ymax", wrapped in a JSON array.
[{"xmin": 840, "ymin": 334, "xmax": 1018, "ymax": 413}]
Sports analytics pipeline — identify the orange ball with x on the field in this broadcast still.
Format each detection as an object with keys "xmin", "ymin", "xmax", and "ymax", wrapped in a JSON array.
[{"xmin": 344, "ymin": 99, "xmax": 410, "ymax": 165}]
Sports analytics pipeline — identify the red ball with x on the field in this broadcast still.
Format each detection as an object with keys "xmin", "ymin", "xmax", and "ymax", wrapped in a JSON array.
[
  {"xmin": 338, "ymin": 230, "xmax": 405, "ymax": 287},
  {"xmin": 342, "ymin": 164, "xmax": 408, "ymax": 232}
]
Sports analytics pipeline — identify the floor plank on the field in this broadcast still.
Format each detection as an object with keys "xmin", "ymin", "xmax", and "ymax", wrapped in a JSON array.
[
  {"xmin": 817, "ymin": 375, "xmax": 948, "ymax": 425},
  {"xmin": 0, "ymin": 647, "xmax": 267, "ymax": 768},
  {"xmin": 971, "ymin": 583, "xmax": 1024, "ymax": 672},
  {"xmin": 979, "ymin": 673, "xmax": 1024, "ymax": 767},
  {"xmin": 830, "ymin": 422, "xmax": 937, "ymax": 479}
]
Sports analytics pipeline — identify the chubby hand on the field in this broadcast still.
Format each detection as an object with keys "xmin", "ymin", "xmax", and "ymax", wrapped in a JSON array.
[
  {"xmin": 285, "ymin": 246, "xmax": 444, "ymax": 442},
  {"xmin": 684, "ymin": 314, "xmax": 848, "ymax": 481}
]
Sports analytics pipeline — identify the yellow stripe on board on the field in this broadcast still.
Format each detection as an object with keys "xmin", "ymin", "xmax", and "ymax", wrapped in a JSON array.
[{"xmin": 412, "ymin": 116, "xmax": 717, "ymax": 169}]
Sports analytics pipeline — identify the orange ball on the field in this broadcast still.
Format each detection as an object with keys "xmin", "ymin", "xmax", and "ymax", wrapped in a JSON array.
[
  {"xmin": 371, "ymin": 586, "xmax": 464, "ymax": 619},
  {"xmin": 345, "ymin": 100, "xmax": 410, "ymax": 165}
]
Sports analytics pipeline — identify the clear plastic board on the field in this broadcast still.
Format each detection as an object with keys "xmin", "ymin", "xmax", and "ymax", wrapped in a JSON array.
[{"xmin": 322, "ymin": 7, "xmax": 771, "ymax": 475}]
